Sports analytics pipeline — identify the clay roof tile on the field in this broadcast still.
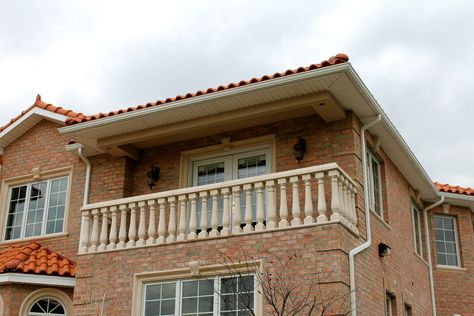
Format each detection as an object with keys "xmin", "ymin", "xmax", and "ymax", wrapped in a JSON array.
[
  {"xmin": 0, "ymin": 242, "xmax": 76, "ymax": 277},
  {"xmin": 435, "ymin": 182, "xmax": 474, "ymax": 197}
]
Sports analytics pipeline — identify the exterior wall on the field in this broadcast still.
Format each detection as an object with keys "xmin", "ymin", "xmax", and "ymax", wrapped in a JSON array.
[
  {"xmin": 0, "ymin": 284, "xmax": 73, "ymax": 316},
  {"xmin": 0, "ymin": 120, "xmax": 84, "ymax": 259},
  {"xmin": 351, "ymin": 119, "xmax": 432, "ymax": 315},
  {"xmin": 430, "ymin": 205, "xmax": 474, "ymax": 316},
  {"xmin": 73, "ymin": 224, "xmax": 354, "ymax": 315},
  {"xmin": 0, "ymin": 112, "xmax": 440, "ymax": 315},
  {"xmin": 131, "ymin": 113, "xmax": 359, "ymax": 197}
]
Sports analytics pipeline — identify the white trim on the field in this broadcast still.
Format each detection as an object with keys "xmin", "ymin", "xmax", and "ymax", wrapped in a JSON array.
[
  {"xmin": 0, "ymin": 273, "xmax": 75, "ymax": 287},
  {"xmin": 411, "ymin": 204, "xmax": 423, "ymax": 257},
  {"xmin": 0, "ymin": 107, "xmax": 68, "ymax": 139},
  {"xmin": 438, "ymin": 192, "xmax": 474, "ymax": 210}
]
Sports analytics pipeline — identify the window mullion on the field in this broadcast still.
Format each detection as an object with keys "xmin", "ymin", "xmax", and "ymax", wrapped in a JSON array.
[
  {"xmin": 214, "ymin": 277, "xmax": 219, "ymax": 316},
  {"xmin": 20, "ymin": 184, "xmax": 32, "ymax": 239},
  {"xmin": 41, "ymin": 180, "xmax": 52, "ymax": 236}
]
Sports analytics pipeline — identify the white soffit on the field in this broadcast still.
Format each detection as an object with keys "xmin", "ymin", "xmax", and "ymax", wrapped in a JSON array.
[
  {"xmin": 59, "ymin": 63, "xmax": 439, "ymax": 200},
  {"xmin": 0, "ymin": 107, "xmax": 68, "ymax": 148},
  {"xmin": 0, "ymin": 273, "xmax": 75, "ymax": 287}
]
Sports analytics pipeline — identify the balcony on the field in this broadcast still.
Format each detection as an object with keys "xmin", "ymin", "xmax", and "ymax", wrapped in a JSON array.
[{"xmin": 78, "ymin": 163, "xmax": 358, "ymax": 254}]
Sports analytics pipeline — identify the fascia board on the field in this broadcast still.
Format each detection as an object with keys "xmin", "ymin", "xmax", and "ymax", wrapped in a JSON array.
[
  {"xmin": 439, "ymin": 192, "xmax": 474, "ymax": 211},
  {"xmin": 0, "ymin": 273, "xmax": 75, "ymax": 287},
  {"xmin": 0, "ymin": 108, "xmax": 68, "ymax": 148},
  {"xmin": 343, "ymin": 65, "xmax": 439, "ymax": 200},
  {"xmin": 58, "ymin": 63, "xmax": 351, "ymax": 135}
]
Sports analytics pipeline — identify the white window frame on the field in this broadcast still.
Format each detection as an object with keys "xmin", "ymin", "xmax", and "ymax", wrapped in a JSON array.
[
  {"xmin": 142, "ymin": 274, "xmax": 256, "ymax": 316},
  {"xmin": 28, "ymin": 297, "xmax": 67, "ymax": 316},
  {"xmin": 411, "ymin": 204, "xmax": 423, "ymax": 256},
  {"xmin": 386, "ymin": 293, "xmax": 395, "ymax": 316},
  {"xmin": 433, "ymin": 215, "xmax": 461, "ymax": 268},
  {"xmin": 189, "ymin": 145, "xmax": 272, "ymax": 187},
  {"xmin": 367, "ymin": 150, "xmax": 383, "ymax": 218},
  {"xmin": 2, "ymin": 176, "xmax": 69, "ymax": 241}
]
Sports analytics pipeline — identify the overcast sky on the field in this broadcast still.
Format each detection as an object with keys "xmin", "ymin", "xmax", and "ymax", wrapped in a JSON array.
[{"xmin": 1, "ymin": 0, "xmax": 473, "ymax": 187}]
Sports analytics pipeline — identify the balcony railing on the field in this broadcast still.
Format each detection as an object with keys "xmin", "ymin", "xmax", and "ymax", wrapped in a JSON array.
[{"xmin": 79, "ymin": 163, "xmax": 358, "ymax": 254}]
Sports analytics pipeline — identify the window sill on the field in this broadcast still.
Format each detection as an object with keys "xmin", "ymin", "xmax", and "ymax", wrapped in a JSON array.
[
  {"xmin": 414, "ymin": 252, "xmax": 429, "ymax": 266},
  {"xmin": 435, "ymin": 265, "xmax": 467, "ymax": 272},
  {"xmin": 370, "ymin": 209, "xmax": 391, "ymax": 230},
  {"xmin": 0, "ymin": 232, "xmax": 69, "ymax": 246}
]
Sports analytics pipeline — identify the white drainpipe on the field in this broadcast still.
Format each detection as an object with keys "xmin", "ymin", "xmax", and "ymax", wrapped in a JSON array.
[
  {"xmin": 77, "ymin": 146, "xmax": 91, "ymax": 205},
  {"xmin": 349, "ymin": 114, "xmax": 381, "ymax": 316},
  {"xmin": 424, "ymin": 196, "xmax": 444, "ymax": 316}
]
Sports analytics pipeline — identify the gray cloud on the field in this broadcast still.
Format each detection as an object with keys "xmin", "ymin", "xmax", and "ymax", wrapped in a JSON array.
[{"xmin": 1, "ymin": 0, "xmax": 473, "ymax": 186}]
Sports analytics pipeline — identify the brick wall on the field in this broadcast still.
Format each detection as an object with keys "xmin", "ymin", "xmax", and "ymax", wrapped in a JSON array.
[
  {"xmin": 0, "ymin": 284, "xmax": 73, "ymax": 316},
  {"xmin": 0, "ymin": 113, "xmax": 438, "ymax": 315},
  {"xmin": 430, "ymin": 205, "xmax": 474, "ymax": 316}
]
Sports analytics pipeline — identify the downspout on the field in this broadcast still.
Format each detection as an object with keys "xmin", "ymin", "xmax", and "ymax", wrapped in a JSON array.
[
  {"xmin": 77, "ymin": 147, "xmax": 91, "ymax": 205},
  {"xmin": 424, "ymin": 196, "xmax": 444, "ymax": 316},
  {"xmin": 349, "ymin": 114, "xmax": 381, "ymax": 316}
]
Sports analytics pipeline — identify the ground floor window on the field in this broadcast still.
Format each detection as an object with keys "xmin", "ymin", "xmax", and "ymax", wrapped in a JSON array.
[
  {"xmin": 143, "ymin": 275, "xmax": 255, "ymax": 316},
  {"xmin": 29, "ymin": 297, "xmax": 66, "ymax": 315}
]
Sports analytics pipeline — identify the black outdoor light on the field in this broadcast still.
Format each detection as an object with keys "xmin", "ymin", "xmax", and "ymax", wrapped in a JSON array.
[
  {"xmin": 146, "ymin": 165, "xmax": 160, "ymax": 189},
  {"xmin": 378, "ymin": 242, "xmax": 391, "ymax": 257},
  {"xmin": 293, "ymin": 137, "xmax": 306, "ymax": 163}
]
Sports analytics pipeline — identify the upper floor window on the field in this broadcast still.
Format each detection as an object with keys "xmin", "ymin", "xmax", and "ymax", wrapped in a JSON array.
[
  {"xmin": 4, "ymin": 177, "xmax": 68, "ymax": 240},
  {"xmin": 434, "ymin": 215, "xmax": 460, "ymax": 267},
  {"xmin": 412, "ymin": 204, "xmax": 422, "ymax": 256},
  {"xmin": 367, "ymin": 150, "xmax": 383, "ymax": 217},
  {"xmin": 386, "ymin": 292, "xmax": 396, "ymax": 316}
]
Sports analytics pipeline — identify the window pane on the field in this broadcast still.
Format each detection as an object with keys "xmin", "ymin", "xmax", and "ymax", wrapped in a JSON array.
[
  {"xmin": 46, "ymin": 178, "xmax": 68, "ymax": 235},
  {"xmin": 146, "ymin": 284, "xmax": 161, "ymax": 300},
  {"xmin": 183, "ymin": 280, "xmax": 198, "ymax": 297},
  {"xmin": 182, "ymin": 297, "xmax": 197, "ymax": 313},
  {"xmin": 145, "ymin": 301, "xmax": 160, "ymax": 316},
  {"xmin": 160, "ymin": 299, "xmax": 175, "ymax": 315},
  {"xmin": 162, "ymin": 283, "xmax": 176, "ymax": 299},
  {"xmin": 434, "ymin": 216, "xmax": 459, "ymax": 266},
  {"xmin": 25, "ymin": 182, "xmax": 47, "ymax": 237},
  {"xmin": 5, "ymin": 186, "xmax": 27, "ymax": 240}
]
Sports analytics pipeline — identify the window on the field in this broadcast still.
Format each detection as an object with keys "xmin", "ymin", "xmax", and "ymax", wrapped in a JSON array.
[
  {"xmin": 143, "ymin": 275, "xmax": 255, "ymax": 315},
  {"xmin": 385, "ymin": 293, "xmax": 396, "ymax": 316},
  {"xmin": 191, "ymin": 148, "xmax": 270, "ymax": 227},
  {"xmin": 4, "ymin": 177, "xmax": 68, "ymax": 240},
  {"xmin": 29, "ymin": 297, "xmax": 66, "ymax": 315},
  {"xmin": 367, "ymin": 150, "xmax": 383, "ymax": 217},
  {"xmin": 412, "ymin": 204, "xmax": 422, "ymax": 256},
  {"xmin": 404, "ymin": 303, "xmax": 412, "ymax": 316},
  {"xmin": 434, "ymin": 215, "xmax": 460, "ymax": 267}
]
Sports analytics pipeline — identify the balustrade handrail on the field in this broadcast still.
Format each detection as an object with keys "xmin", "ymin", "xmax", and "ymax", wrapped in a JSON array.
[{"xmin": 81, "ymin": 162, "xmax": 354, "ymax": 211}]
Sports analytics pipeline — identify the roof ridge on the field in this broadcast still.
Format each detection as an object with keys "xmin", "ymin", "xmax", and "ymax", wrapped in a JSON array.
[
  {"xmin": 0, "ymin": 95, "xmax": 84, "ymax": 133},
  {"xmin": 65, "ymin": 53, "xmax": 349, "ymax": 126}
]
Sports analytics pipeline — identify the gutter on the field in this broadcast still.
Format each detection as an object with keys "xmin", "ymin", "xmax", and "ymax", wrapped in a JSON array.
[
  {"xmin": 349, "ymin": 114, "xmax": 382, "ymax": 316},
  {"xmin": 424, "ymin": 196, "xmax": 444, "ymax": 316}
]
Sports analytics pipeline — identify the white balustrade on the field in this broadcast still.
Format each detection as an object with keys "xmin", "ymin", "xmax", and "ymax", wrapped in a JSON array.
[{"xmin": 79, "ymin": 163, "xmax": 358, "ymax": 253}]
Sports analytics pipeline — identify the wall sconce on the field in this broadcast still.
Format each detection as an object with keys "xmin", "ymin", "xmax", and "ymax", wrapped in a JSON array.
[
  {"xmin": 293, "ymin": 137, "xmax": 306, "ymax": 163},
  {"xmin": 147, "ymin": 165, "xmax": 160, "ymax": 189},
  {"xmin": 378, "ymin": 242, "xmax": 391, "ymax": 257}
]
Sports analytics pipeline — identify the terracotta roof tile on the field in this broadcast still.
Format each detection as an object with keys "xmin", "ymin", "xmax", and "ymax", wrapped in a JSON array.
[
  {"xmin": 0, "ymin": 95, "xmax": 84, "ymax": 132},
  {"xmin": 0, "ymin": 242, "xmax": 76, "ymax": 277},
  {"xmin": 435, "ymin": 182, "xmax": 474, "ymax": 196},
  {"xmin": 65, "ymin": 53, "xmax": 349, "ymax": 125}
]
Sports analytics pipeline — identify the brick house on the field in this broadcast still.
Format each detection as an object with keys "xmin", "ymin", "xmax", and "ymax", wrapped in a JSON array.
[{"xmin": 0, "ymin": 54, "xmax": 472, "ymax": 316}]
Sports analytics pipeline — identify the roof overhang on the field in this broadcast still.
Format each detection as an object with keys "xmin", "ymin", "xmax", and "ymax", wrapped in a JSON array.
[
  {"xmin": 0, "ymin": 107, "xmax": 69, "ymax": 149},
  {"xmin": 0, "ymin": 273, "xmax": 75, "ymax": 287},
  {"xmin": 59, "ymin": 63, "xmax": 440, "ymax": 201},
  {"xmin": 439, "ymin": 192, "xmax": 474, "ymax": 211}
]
